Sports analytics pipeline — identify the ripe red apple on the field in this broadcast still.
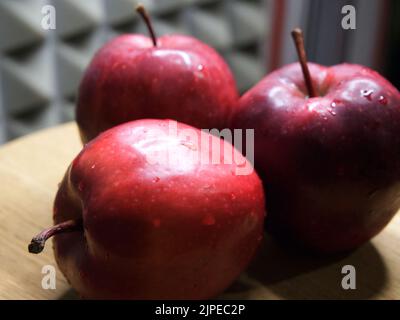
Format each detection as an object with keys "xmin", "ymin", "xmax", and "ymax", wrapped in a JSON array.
[
  {"xmin": 28, "ymin": 119, "xmax": 265, "ymax": 299},
  {"xmin": 76, "ymin": 5, "xmax": 238, "ymax": 143},
  {"xmin": 231, "ymin": 29, "xmax": 400, "ymax": 253}
]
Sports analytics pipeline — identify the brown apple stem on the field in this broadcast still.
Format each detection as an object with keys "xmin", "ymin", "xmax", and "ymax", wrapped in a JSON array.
[
  {"xmin": 136, "ymin": 4, "xmax": 157, "ymax": 47},
  {"xmin": 28, "ymin": 218, "xmax": 83, "ymax": 254},
  {"xmin": 291, "ymin": 28, "xmax": 317, "ymax": 98}
]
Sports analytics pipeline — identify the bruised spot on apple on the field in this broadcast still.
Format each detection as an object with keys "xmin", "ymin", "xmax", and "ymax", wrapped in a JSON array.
[
  {"xmin": 29, "ymin": 119, "xmax": 265, "ymax": 299},
  {"xmin": 76, "ymin": 5, "xmax": 238, "ymax": 144},
  {"xmin": 231, "ymin": 29, "xmax": 400, "ymax": 253}
]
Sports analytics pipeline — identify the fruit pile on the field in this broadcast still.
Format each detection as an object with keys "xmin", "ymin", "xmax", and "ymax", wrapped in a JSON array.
[{"xmin": 28, "ymin": 6, "xmax": 400, "ymax": 299}]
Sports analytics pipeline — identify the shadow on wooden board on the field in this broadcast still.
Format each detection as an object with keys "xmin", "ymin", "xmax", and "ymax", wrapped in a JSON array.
[{"xmin": 224, "ymin": 234, "xmax": 387, "ymax": 299}]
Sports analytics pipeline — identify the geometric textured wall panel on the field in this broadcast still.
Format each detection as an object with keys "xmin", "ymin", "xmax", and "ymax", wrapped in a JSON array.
[
  {"xmin": 230, "ymin": 0, "xmax": 267, "ymax": 46},
  {"xmin": 53, "ymin": 0, "xmax": 102, "ymax": 39},
  {"xmin": 225, "ymin": 50, "xmax": 266, "ymax": 92},
  {"xmin": 0, "ymin": 0, "xmax": 269, "ymax": 144},
  {"xmin": 0, "ymin": 0, "xmax": 44, "ymax": 52},
  {"xmin": 1, "ymin": 59, "xmax": 50, "ymax": 117},
  {"xmin": 2, "ymin": 45, "xmax": 54, "ymax": 116},
  {"xmin": 7, "ymin": 105, "xmax": 58, "ymax": 140},
  {"xmin": 56, "ymin": 44, "xmax": 88, "ymax": 100},
  {"xmin": 105, "ymin": 0, "xmax": 138, "ymax": 26},
  {"xmin": 191, "ymin": 7, "xmax": 234, "ymax": 50}
]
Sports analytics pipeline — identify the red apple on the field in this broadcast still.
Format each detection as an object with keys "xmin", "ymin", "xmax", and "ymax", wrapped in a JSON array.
[
  {"xmin": 29, "ymin": 119, "xmax": 265, "ymax": 299},
  {"xmin": 231, "ymin": 29, "xmax": 400, "ymax": 253},
  {"xmin": 76, "ymin": 5, "xmax": 238, "ymax": 143}
]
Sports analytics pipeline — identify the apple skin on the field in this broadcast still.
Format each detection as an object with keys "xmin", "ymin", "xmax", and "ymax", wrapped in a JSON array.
[
  {"xmin": 231, "ymin": 62, "xmax": 400, "ymax": 253},
  {"xmin": 53, "ymin": 119, "xmax": 265, "ymax": 299},
  {"xmin": 76, "ymin": 34, "xmax": 238, "ymax": 143}
]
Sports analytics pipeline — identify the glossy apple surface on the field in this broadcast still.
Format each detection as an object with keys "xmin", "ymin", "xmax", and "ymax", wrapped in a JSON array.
[
  {"xmin": 53, "ymin": 119, "xmax": 265, "ymax": 299},
  {"xmin": 76, "ymin": 34, "xmax": 238, "ymax": 143},
  {"xmin": 231, "ymin": 62, "xmax": 400, "ymax": 253}
]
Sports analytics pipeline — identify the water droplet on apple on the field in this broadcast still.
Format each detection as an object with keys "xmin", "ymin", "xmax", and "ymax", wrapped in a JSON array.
[
  {"xmin": 361, "ymin": 89, "xmax": 374, "ymax": 101},
  {"xmin": 231, "ymin": 193, "xmax": 237, "ymax": 200},
  {"xmin": 153, "ymin": 177, "xmax": 160, "ymax": 183},
  {"xmin": 327, "ymin": 106, "xmax": 336, "ymax": 115},
  {"xmin": 202, "ymin": 214, "xmax": 215, "ymax": 226},
  {"xmin": 197, "ymin": 64, "xmax": 204, "ymax": 71},
  {"xmin": 91, "ymin": 164, "xmax": 96, "ymax": 169},
  {"xmin": 378, "ymin": 96, "xmax": 388, "ymax": 105},
  {"xmin": 331, "ymin": 99, "xmax": 342, "ymax": 108}
]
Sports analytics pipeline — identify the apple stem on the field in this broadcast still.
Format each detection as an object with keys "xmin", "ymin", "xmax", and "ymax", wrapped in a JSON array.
[
  {"xmin": 28, "ymin": 219, "xmax": 83, "ymax": 254},
  {"xmin": 136, "ymin": 4, "xmax": 157, "ymax": 47},
  {"xmin": 291, "ymin": 28, "xmax": 317, "ymax": 98}
]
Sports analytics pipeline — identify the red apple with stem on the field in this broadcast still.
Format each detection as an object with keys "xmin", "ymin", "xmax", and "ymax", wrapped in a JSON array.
[
  {"xmin": 28, "ymin": 119, "xmax": 265, "ymax": 299},
  {"xmin": 76, "ymin": 5, "xmax": 238, "ymax": 143},
  {"xmin": 231, "ymin": 28, "xmax": 400, "ymax": 253}
]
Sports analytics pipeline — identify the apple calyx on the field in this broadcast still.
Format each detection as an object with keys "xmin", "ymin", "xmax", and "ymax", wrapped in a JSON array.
[
  {"xmin": 291, "ymin": 28, "xmax": 317, "ymax": 98},
  {"xmin": 136, "ymin": 3, "xmax": 158, "ymax": 47},
  {"xmin": 28, "ymin": 219, "xmax": 83, "ymax": 254}
]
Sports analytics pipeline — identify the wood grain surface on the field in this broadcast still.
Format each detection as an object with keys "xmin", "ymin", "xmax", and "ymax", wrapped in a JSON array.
[{"xmin": 0, "ymin": 122, "xmax": 399, "ymax": 300}]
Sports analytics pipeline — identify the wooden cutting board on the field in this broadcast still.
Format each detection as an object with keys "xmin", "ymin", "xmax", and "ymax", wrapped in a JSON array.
[{"xmin": 0, "ymin": 122, "xmax": 399, "ymax": 300}]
